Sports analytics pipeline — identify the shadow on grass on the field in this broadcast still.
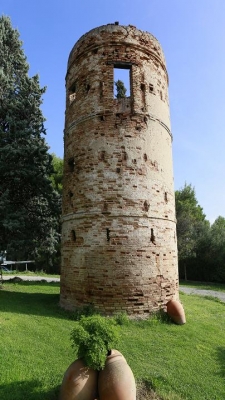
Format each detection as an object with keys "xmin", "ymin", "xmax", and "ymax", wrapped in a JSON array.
[
  {"xmin": 217, "ymin": 347, "xmax": 225, "ymax": 378},
  {"xmin": 0, "ymin": 281, "xmax": 73, "ymax": 320},
  {"xmin": 0, "ymin": 380, "xmax": 60, "ymax": 400}
]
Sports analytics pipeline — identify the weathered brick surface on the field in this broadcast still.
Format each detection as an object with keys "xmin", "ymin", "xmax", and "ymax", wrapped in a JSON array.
[{"xmin": 60, "ymin": 23, "xmax": 179, "ymax": 316}]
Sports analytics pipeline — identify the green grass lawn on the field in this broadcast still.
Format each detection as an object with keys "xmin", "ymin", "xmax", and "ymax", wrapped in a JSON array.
[{"xmin": 1, "ymin": 281, "xmax": 225, "ymax": 400}]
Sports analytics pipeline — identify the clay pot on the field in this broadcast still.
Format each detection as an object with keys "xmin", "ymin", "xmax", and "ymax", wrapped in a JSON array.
[
  {"xmin": 59, "ymin": 358, "xmax": 98, "ymax": 400},
  {"xmin": 166, "ymin": 299, "xmax": 186, "ymax": 325},
  {"xmin": 98, "ymin": 350, "xmax": 136, "ymax": 400}
]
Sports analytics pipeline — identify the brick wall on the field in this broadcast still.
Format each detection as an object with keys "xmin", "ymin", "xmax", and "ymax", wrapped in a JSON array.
[{"xmin": 60, "ymin": 23, "xmax": 179, "ymax": 316}]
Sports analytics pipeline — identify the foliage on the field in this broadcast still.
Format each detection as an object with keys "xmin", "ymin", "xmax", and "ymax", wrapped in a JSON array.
[
  {"xmin": 70, "ymin": 315, "xmax": 120, "ymax": 370},
  {"xmin": 71, "ymin": 304, "xmax": 97, "ymax": 321},
  {"xmin": 0, "ymin": 16, "xmax": 60, "ymax": 263},
  {"xmin": 1, "ymin": 282, "xmax": 225, "ymax": 400},
  {"xmin": 36, "ymin": 153, "xmax": 63, "ymax": 272},
  {"xmin": 50, "ymin": 153, "xmax": 63, "ymax": 195},
  {"xmin": 175, "ymin": 184, "xmax": 210, "ymax": 280},
  {"xmin": 175, "ymin": 184, "xmax": 207, "ymax": 259},
  {"xmin": 176, "ymin": 183, "xmax": 225, "ymax": 283},
  {"xmin": 202, "ymin": 216, "xmax": 225, "ymax": 282},
  {"xmin": 113, "ymin": 311, "xmax": 130, "ymax": 326},
  {"xmin": 115, "ymin": 79, "xmax": 127, "ymax": 98}
]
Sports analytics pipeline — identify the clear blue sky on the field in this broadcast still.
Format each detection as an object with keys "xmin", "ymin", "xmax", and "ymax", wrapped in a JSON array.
[{"xmin": 1, "ymin": 0, "xmax": 225, "ymax": 223}]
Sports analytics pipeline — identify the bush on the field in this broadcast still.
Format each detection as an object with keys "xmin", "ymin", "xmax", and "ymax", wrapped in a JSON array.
[
  {"xmin": 70, "ymin": 315, "xmax": 120, "ymax": 370},
  {"xmin": 113, "ymin": 311, "xmax": 130, "ymax": 326}
]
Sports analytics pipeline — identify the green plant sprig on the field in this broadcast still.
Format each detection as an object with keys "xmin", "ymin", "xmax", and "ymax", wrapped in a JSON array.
[{"xmin": 70, "ymin": 315, "xmax": 120, "ymax": 370}]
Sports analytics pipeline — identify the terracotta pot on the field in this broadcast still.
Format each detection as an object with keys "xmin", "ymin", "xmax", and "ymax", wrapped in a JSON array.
[
  {"xmin": 59, "ymin": 358, "xmax": 98, "ymax": 400},
  {"xmin": 166, "ymin": 299, "xmax": 186, "ymax": 325},
  {"xmin": 98, "ymin": 350, "xmax": 136, "ymax": 400}
]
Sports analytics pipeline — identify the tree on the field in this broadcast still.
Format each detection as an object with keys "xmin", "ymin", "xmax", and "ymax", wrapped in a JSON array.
[
  {"xmin": 0, "ymin": 16, "xmax": 60, "ymax": 264},
  {"xmin": 115, "ymin": 79, "xmax": 127, "ymax": 99},
  {"xmin": 175, "ymin": 184, "xmax": 209, "ymax": 280},
  {"xmin": 206, "ymin": 217, "xmax": 225, "ymax": 282},
  {"xmin": 50, "ymin": 153, "xmax": 63, "ymax": 195},
  {"xmin": 39, "ymin": 153, "xmax": 63, "ymax": 272}
]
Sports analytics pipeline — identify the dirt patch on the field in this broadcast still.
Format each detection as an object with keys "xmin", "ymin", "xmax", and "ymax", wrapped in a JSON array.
[{"xmin": 137, "ymin": 381, "xmax": 162, "ymax": 400}]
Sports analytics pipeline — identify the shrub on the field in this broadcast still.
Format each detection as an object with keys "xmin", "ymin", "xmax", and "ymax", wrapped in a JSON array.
[
  {"xmin": 70, "ymin": 315, "xmax": 120, "ymax": 370},
  {"xmin": 113, "ymin": 311, "xmax": 130, "ymax": 326}
]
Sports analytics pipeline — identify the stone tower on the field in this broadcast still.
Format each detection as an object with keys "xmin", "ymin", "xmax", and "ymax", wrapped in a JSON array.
[{"xmin": 60, "ymin": 23, "xmax": 179, "ymax": 316}]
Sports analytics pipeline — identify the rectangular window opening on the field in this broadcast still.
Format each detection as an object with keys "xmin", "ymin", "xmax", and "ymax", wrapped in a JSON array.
[
  {"xmin": 149, "ymin": 84, "xmax": 154, "ymax": 94},
  {"xmin": 68, "ymin": 157, "xmax": 75, "ymax": 172},
  {"xmin": 69, "ymin": 82, "xmax": 77, "ymax": 104},
  {"xmin": 114, "ymin": 66, "xmax": 130, "ymax": 99}
]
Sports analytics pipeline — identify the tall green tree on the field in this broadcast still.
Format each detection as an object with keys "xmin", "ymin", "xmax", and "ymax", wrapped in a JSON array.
[
  {"xmin": 206, "ymin": 216, "xmax": 225, "ymax": 282},
  {"xmin": 50, "ymin": 153, "xmax": 63, "ymax": 195},
  {"xmin": 0, "ymin": 16, "xmax": 60, "ymax": 263},
  {"xmin": 39, "ymin": 153, "xmax": 63, "ymax": 272},
  {"xmin": 115, "ymin": 79, "xmax": 127, "ymax": 99},
  {"xmin": 175, "ymin": 184, "xmax": 209, "ymax": 280}
]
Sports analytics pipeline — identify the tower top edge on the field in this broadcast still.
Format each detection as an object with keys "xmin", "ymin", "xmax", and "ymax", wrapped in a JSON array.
[{"xmin": 67, "ymin": 23, "xmax": 166, "ymax": 69}]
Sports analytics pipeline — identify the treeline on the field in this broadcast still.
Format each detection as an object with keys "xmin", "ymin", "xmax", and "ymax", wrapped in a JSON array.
[{"xmin": 176, "ymin": 184, "xmax": 225, "ymax": 283}]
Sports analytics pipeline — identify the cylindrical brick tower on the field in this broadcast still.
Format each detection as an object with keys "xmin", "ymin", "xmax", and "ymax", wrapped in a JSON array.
[{"xmin": 60, "ymin": 23, "xmax": 179, "ymax": 316}]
